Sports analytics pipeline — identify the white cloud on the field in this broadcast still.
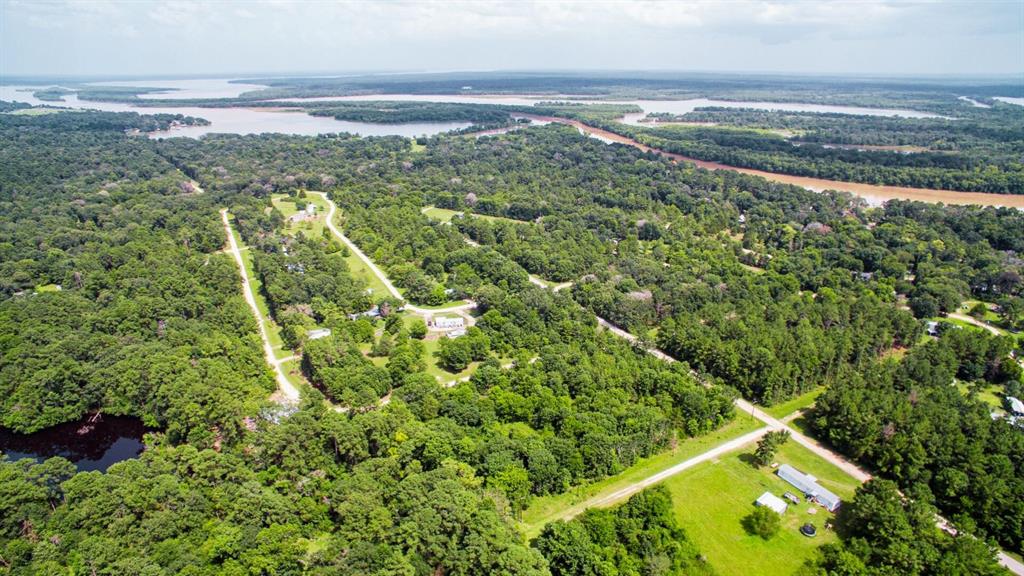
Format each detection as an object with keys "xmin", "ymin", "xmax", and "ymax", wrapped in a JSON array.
[{"xmin": 0, "ymin": 0, "xmax": 1020, "ymax": 76}]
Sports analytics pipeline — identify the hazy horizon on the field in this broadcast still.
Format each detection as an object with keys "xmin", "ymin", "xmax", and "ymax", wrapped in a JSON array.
[{"xmin": 2, "ymin": 1, "xmax": 1022, "ymax": 78}]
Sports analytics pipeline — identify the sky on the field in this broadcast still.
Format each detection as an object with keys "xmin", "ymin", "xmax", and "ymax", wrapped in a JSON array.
[{"xmin": 1, "ymin": 0, "xmax": 1022, "ymax": 78}]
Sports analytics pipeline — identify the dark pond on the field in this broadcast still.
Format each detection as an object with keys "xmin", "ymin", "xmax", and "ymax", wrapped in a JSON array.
[{"xmin": 0, "ymin": 415, "xmax": 149, "ymax": 472}]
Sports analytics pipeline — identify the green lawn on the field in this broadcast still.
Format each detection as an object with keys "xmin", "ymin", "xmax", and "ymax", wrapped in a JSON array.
[
  {"xmin": 421, "ymin": 334, "xmax": 481, "ymax": 382},
  {"xmin": 662, "ymin": 441, "xmax": 861, "ymax": 576},
  {"xmin": 272, "ymin": 193, "xmax": 328, "ymax": 238},
  {"xmin": 279, "ymin": 358, "xmax": 307, "ymax": 389},
  {"xmin": 956, "ymin": 381, "xmax": 1005, "ymax": 413},
  {"xmin": 519, "ymin": 413, "xmax": 763, "ymax": 537},
  {"xmin": 960, "ymin": 300, "xmax": 1002, "ymax": 324},
  {"xmin": 343, "ymin": 250, "xmax": 391, "ymax": 300},
  {"xmin": 764, "ymin": 387, "xmax": 826, "ymax": 420},
  {"xmin": 34, "ymin": 283, "xmax": 62, "ymax": 293},
  {"xmin": 422, "ymin": 206, "xmax": 529, "ymax": 225}
]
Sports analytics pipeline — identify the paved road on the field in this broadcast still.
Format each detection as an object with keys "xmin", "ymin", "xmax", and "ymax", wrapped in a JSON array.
[
  {"xmin": 220, "ymin": 209, "xmax": 300, "ymax": 403},
  {"xmin": 313, "ymin": 192, "xmax": 477, "ymax": 317}
]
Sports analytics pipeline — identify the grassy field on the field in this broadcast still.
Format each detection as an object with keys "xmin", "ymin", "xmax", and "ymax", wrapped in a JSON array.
[
  {"xmin": 956, "ymin": 381, "xmax": 1005, "ymax": 413},
  {"xmin": 343, "ymin": 250, "xmax": 392, "ymax": 300},
  {"xmin": 272, "ymin": 193, "xmax": 328, "ymax": 238},
  {"xmin": 663, "ymin": 440, "xmax": 861, "ymax": 576},
  {"xmin": 421, "ymin": 333, "xmax": 482, "ymax": 382},
  {"xmin": 279, "ymin": 358, "xmax": 307, "ymax": 390},
  {"xmin": 34, "ymin": 283, "xmax": 62, "ymax": 293},
  {"xmin": 959, "ymin": 299, "xmax": 1002, "ymax": 324},
  {"xmin": 519, "ymin": 412, "xmax": 763, "ymax": 537},
  {"xmin": 764, "ymin": 387, "xmax": 826, "ymax": 420},
  {"xmin": 422, "ymin": 206, "xmax": 528, "ymax": 225}
]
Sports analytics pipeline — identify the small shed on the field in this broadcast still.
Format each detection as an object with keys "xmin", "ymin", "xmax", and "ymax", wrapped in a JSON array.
[{"xmin": 755, "ymin": 492, "xmax": 788, "ymax": 515}]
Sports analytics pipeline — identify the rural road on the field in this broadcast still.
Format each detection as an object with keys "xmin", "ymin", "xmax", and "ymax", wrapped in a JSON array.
[
  {"xmin": 313, "ymin": 195, "xmax": 1023, "ymax": 573},
  {"xmin": 220, "ymin": 209, "xmax": 300, "ymax": 403},
  {"xmin": 560, "ymin": 425, "xmax": 773, "ymax": 522},
  {"xmin": 587, "ymin": 311, "xmax": 1021, "ymax": 574},
  {"xmin": 948, "ymin": 312, "xmax": 1003, "ymax": 336},
  {"xmin": 313, "ymin": 192, "xmax": 478, "ymax": 317}
]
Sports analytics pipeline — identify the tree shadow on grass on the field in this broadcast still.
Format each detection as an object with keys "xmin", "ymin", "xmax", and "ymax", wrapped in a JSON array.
[{"xmin": 738, "ymin": 452, "xmax": 761, "ymax": 468}]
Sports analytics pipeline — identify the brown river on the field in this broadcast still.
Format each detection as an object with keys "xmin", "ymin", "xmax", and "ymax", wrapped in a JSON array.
[
  {"xmin": 521, "ymin": 115, "xmax": 1024, "ymax": 209},
  {"xmin": 3, "ymin": 79, "xmax": 1021, "ymax": 208}
]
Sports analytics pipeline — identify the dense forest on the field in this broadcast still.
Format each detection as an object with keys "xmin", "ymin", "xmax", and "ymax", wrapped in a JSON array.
[
  {"xmin": 555, "ymin": 107, "xmax": 1024, "ymax": 194},
  {"xmin": 0, "ymin": 104, "xmax": 1020, "ymax": 573}
]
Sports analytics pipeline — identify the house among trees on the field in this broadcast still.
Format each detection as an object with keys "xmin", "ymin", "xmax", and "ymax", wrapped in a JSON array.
[
  {"xmin": 777, "ymin": 464, "xmax": 841, "ymax": 512},
  {"xmin": 432, "ymin": 316, "xmax": 465, "ymax": 330},
  {"xmin": 755, "ymin": 491, "xmax": 789, "ymax": 515},
  {"xmin": 307, "ymin": 328, "xmax": 332, "ymax": 340},
  {"xmin": 347, "ymin": 305, "xmax": 381, "ymax": 321},
  {"xmin": 1008, "ymin": 396, "xmax": 1024, "ymax": 416}
]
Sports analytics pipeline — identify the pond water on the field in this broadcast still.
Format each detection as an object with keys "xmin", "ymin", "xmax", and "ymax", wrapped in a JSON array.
[
  {"xmin": 0, "ymin": 83, "xmax": 472, "ymax": 138},
  {"xmin": 0, "ymin": 415, "xmax": 149, "ymax": 472}
]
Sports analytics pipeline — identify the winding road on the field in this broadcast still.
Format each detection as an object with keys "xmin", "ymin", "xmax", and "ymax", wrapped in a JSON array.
[
  {"xmin": 311, "ymin": 191, "xmax": 478, "ymax": 317},
  {"xmin": 220, "ymin": 209, "xmax": 300, "ymax": 403},
  {"xmin": 246, "ymin": 194, "xmax": 1023, "ymax": 573}
]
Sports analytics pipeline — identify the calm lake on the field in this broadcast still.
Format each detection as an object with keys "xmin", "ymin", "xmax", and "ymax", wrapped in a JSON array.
[
  {"xmin": 0, "ymin": 83, "xmax": 472, "ymax": 138},
  {"xmin": 0, "ymin": 415, "xmax": 149, "ymax": 472},
  {"xmin": 274, "ymin": 93, "xmax": 945, "ymax": 121},
  {"xmin": 2, "ymin": 79, "xmax": 1016, "ymax": 208}
]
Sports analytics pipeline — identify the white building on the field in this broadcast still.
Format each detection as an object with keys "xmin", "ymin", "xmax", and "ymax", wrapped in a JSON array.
[
  {"xmin": 432, "ymin": 316, "xmax": 465, "ymax": 330},
  {"xmin": 777, "ymin": 464, "xmax": 841, "ymax": 512},
  {"xmin": 1008, "ymin": 396, "xmax": 1024, "ymax": 416},
  {"xmin": 755, "ymin": 492, "xmax": 789, "ymax": 515},
  {"xmin": 307, "ymin": 328, "xmax": 332, "ymax": 340},
  {"xmin": 446, "ymin": 328, "xmax": 467, "ymax": 339},
  {"xmin": 305, "ymin": 204, "xmax": 316, "ymax": 216}
]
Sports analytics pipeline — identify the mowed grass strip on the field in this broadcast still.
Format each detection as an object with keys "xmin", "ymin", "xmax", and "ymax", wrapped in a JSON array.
[
  {"xmin": 422, "ymin": 205, "xmax": 530, "ymax": 225},
  {"xmin": 227, "ymin": 221, "xmax": 290, "ymax": 360},
  {"xmin": 519, "ymin": 412, "xmax": 762, "ymax": 538},
  {"xmin": 663, "ymin": 441, "xmax": 861, "ymax": 576},
  {"xmin": 763, "ymin": 386, "xmax": 826, "ymax": 420}
]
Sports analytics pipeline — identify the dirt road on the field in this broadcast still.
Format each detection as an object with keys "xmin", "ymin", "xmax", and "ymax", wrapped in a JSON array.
[
  {"xmin": 948, "ymin": 312, "xmax": 1004, "ymax": 336},
  {"xmin": 220, "ymin": 209, "xmax": 300, "ymax": 403},
  {"xmin": 312, "ymin": 192, "xmax": 477, "ymax": 317},
  {"xmin": 590, "ymin": 312, "xmax": 1021, "ymax": 575}
]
